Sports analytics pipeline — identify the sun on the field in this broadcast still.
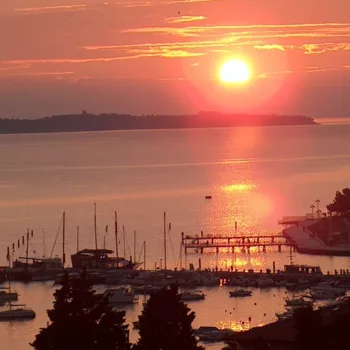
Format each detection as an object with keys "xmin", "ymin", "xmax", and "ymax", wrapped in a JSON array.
[{"xmin": 220, "ymin": 59, "xmax": 251, "ymax": 83}]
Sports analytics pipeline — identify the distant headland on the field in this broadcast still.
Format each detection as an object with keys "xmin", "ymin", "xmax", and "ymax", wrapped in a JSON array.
[{"xmin": 0, "ymin": 111, "xmax": 317, "ymax": 134}]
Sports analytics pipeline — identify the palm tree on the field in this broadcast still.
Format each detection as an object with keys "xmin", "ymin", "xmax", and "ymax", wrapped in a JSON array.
[{"xmin": 315, "ymin": 199, "xmax": 321, "ymax": 218}]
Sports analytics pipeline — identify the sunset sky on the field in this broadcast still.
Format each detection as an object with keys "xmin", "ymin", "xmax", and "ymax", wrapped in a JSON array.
[{"xmin": 1, "ymin": 0, "xmax": 350, "ymax": 118}]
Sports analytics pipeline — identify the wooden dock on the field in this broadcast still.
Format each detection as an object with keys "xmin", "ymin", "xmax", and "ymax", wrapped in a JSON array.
[{"xmin": 181, "ymin": 232, "xmax": 296, "ymax": 254}]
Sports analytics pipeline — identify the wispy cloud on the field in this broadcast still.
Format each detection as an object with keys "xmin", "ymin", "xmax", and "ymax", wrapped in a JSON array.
[
  {"xmin": 254, "ymin": 44, "xmax": 289, "ymax": 51},
  {"xmin": 164, "ymin": 15, "xmax": 207, "ymax": 24},
  {"xmin": 123, "ymin": 22, "xmax": 350, "ymax": 35},
  {"xmin": 0, "ymin": 71, "xmax": 74, "ymax": 77},
  {"xmin": 14, "ymin": 5, "xmax": 87, "ymax": 13}
]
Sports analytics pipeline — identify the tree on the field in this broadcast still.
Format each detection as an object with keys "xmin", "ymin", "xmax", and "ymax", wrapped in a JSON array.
[
  {"xmin": 294, "ymin": 306, "xmax": 327, "ymax": 350},
  {"xmin": 134, "ymin": 284, "xmax": 203, "ymax": 350},
  {"xmin": 31, "ymin": 271, "xmax": 130, "ymax": 350},
  {"xmin": 327, "ymin": 188, "xmax": 350, "ymax": 215}
]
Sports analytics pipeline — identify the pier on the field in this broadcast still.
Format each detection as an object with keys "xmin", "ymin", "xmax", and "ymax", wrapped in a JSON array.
[{"xmin": 181, "ymin": 232, "xmax": 296, "ymax": 254}]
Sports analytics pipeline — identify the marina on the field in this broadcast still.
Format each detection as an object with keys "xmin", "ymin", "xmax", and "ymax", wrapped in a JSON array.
[{"xmin": 0, "ymin": 126, "xmax": 350, "ymax": 350}]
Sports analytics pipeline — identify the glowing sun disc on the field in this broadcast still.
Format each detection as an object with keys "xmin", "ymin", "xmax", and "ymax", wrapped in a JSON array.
[{"xmin": 220, "ymin": 60, "xmax": 251, "ymax": 83}]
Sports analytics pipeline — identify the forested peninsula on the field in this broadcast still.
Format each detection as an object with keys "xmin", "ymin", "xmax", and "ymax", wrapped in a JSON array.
[{"xmin": 0, "ymin": 111, "xmax": 317, "ymax": 134}]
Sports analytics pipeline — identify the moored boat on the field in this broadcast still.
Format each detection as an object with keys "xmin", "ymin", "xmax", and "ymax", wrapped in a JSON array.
[
  {"xmin": 229, "ymin": 289, "xmax": 252, "ymax": 297},
  {"xmin": 285, "ymin": 297, "xmax": 313, "ymax": 307},
  {"xmin": 0, "ymin": 289, "xmax": 18, "ymax": 302},
  {"xmin": 0, "ymin": 303, "xmax": 36, "ymax": 321},
  {"xmin": 180, "ymin": 290, "xmax": 205, "ymax": 301},
  {"xmin": 98, "ymin": 287, "xmax": 138, "ymax": 304}
]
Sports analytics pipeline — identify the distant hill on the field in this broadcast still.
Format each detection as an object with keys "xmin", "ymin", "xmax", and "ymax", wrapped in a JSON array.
[{"xmin": 0, "ymin": 111, "xmax": 317, "ymax": 134}]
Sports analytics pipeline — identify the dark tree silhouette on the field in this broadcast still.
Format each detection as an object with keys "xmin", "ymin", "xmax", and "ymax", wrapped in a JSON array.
[
  {"xmin": 134, "ymin": 285, "xmax": 203, "ymax": 350},
  {"xmin": 294, "ymin": 306, "xmax": 327, "ymax": 350},
  {"xmin": 327, "ymin": 188, "xmax": 350, "ymax": 215},
  {"xmin": 31, "ymin": 271, "xmax": 130, "ymax": 350}
]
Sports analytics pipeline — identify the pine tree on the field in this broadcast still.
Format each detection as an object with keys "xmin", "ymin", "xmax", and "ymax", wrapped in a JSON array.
[
  {"xmin": 31, "ymin": 271, "xmax": 130, "ymax": 350},
  {"xmin": 135, "ymin": 284, "xmax": 203, "ymax": 350}
]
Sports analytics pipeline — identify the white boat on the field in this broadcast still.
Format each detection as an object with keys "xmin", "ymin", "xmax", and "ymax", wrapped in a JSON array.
[
  {"xmin": 0, "ymin": 290, "xmax": 18, "ymax": 302},
  {"xmin": 0, "ymin": 304, "xmax": 36, "ymax": 321},
  {"xmin": 310, "ymin": 290, "xmax": 343, "ymax": 300},
  {"xmin": 180, "ymin": 291, "xmax": 205, "ymax": 301},
  {"xmin": 285, "ymin": 297, "xmax": 313, "ymax": 307},
  {"xmin": 101, "ymin": 287, "xmax": 138, "ymax": 304},
  {"xmin": 229, "ymin": 289, "xmax": 252, "ymax": 297},
  {"xmin": 310, "ymin": 282, "xmax": 345, "ymax": 295}
]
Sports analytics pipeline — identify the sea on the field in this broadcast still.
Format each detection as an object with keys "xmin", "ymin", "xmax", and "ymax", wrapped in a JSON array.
[{"xmin": 1, "ymin": 121, "xmax": 350, "ymax": 349}]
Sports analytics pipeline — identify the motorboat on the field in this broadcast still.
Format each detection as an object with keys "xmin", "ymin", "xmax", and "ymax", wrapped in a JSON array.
[
  {"xmin": 0, "ymin": 289, "xmax": 18, "ymax": 302},
  {"xmin": 310, "ymin": 282, "xmax": 345, "ymax": 295},
  {"xmin": 229, "ymin": 289, "xmax": 252, "ymax": 297},
  {"xmin": 0, "ymin": 304, "xmax": 36, "ymax": 321},
  {"xmin": 99, "ymin": 287, "xmax": 138, "ymax": 304},
  {"xmin": 285, "ymin": 297, "xmax": 313, "ymax": 307},
  {"xmin": 180, "ymin": 290, "xmax": 205, "ymax": 301},
  {"xmin": 310, "ymin": 290, "xmax": 344, "ymax": 300}
]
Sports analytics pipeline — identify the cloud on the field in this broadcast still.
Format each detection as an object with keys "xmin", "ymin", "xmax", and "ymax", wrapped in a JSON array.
[
  {"xmin": 164, "ymin": 15, "xmax": 207, "ymax": 23},
  {"xmin": 0, "ymin": 71, "xmax": 74, "ymax": 77},
  {"xmin": 14, "ymin": 5, "xmax": 87, "ymax": 14},
  {"xmin": 123, "ymin": 22, "xmax": 350, "ymax": 35},
  {"xmin": 254, "ymin": 44, "xmax": 287, "ymax": 51}
]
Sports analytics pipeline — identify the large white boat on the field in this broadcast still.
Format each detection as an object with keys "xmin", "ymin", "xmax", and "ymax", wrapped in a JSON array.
[
  {"xmin": 310, "ymin": 282, "xmax": 345, "ymax": 299},
  {"xmin": 101, "ymin": 287, "xmax": 138, "ymax": 304},
  {"xmin": 180, "ymin": 291, "xmax": 205, "ymax": 301},
  {"xmin": 0, "ymin": 304, "xmax": 36, "ymax": 321},
  {"xmin": 229, "ymin": 289, "xmax": 252, "ymax": 297},
  {"xmin": 310, "ymin": 290, "xmax": 344, "ymax": 300}
]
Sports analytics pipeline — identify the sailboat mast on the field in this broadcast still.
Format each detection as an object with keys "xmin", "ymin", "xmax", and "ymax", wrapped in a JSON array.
[
  {"xmin": 76, "ymin": 226, "xmax": 79, "ymax": 253},
  {"xmin": 94, "ymin": 202, "xmax": 98, "ymax": 250},
  {"xmin": 163, "ymin": 212, "xmax": 167, "ymax": 270},
  {"xmin": 25, "ymin": 229, "xmax": 29, "ymax": 266},
  {"xmin": 42, "ymin": 229, "xmax": 46, "ymax": 258},
  {"xmin": 62, "ymin": 211, "xmax": 66, "ymax": 267},
  {"xmin": 144, "ymin": 241, "xmax": 146, "ymax": 270},
  {"xmin": 122, "ymin": 225, "xmax": 126, "ymax": 258},
  {"xmin": 133, "ymin": 230, "xmax": 136, "ymax": 264},
  {"xmin": 114, "ymin": 211, "xmax": 119, "ymax": 266}
]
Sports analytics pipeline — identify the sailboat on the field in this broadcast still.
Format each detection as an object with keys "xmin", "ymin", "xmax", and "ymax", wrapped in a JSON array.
[
  {"xmin": 1, "ymin": 247, "xmax": 18, "ymax": 302},
  {"xmin": 70, "ymin": 205, "xmax": 137, "ymax": 270},
  {"xmin": 0, "ymin": 302, "xmax": 36, "ymax": 321}
]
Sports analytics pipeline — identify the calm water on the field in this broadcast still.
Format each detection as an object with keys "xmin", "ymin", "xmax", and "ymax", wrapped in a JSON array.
[{"xmin": 1, "ymin": 124, "xmax": 350, "ymax": 349}]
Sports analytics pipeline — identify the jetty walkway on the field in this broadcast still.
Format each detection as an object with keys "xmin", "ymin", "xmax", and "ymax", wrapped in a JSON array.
[{"xmin": 181, "ymin": 232, "xmax": 296, "ymax": 254}]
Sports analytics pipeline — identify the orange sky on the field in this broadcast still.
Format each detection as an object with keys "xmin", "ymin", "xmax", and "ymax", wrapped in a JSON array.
[{"xmin": 1, "ymin": 0, "xmax": 350, "ymax": 117}]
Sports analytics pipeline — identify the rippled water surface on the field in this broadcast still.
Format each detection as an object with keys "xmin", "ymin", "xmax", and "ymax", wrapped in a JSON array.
[{"xmin": 1, "ymin": 124, "xmax": 350, "ymax": 349}]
